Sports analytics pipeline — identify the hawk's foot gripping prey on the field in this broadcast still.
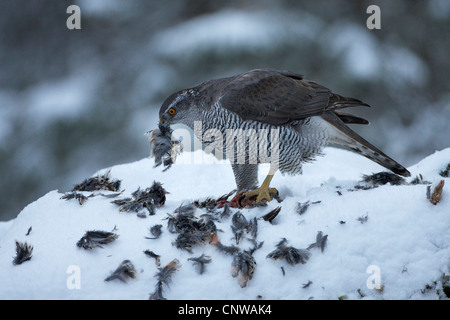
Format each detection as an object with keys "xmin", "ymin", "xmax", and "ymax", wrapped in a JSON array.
[{"xmin": 239, "ymin": 173, "xmax": 278, "ymax": 206}]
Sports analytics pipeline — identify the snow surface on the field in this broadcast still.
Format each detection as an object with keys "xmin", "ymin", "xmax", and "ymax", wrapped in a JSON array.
[{"xmin": 0, "ymin": 147, "xmax": 449, "ymax": 300}]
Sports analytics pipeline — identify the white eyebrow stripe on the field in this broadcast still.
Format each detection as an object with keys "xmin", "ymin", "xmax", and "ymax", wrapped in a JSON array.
[{"xmin": 168, "ymin": 91, "xmax": 188, "ymax": 111}]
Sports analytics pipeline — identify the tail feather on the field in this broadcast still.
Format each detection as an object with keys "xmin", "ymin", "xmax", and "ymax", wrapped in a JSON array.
[
  {"xmin": 334, "ymin": 111, "xmax": 370, "ymax": 125},
  {"xmin": 328, "ymin": 94, "xmax": 371, "ymax": 110},
  {"xmin": 321, "ymin": 111, "xmax": 411, "ymax": 177}
]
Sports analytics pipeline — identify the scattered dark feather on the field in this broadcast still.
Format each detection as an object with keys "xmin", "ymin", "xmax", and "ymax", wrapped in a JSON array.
[
  {"xmin": 137, "ymin": 211, "xmax": 147, "ymax": 219},
  {"xmin": 266, "ymin": 238, "xmax": 311, "ymax": 265},
  {"xmin": 168, "ymin": 208, "xmax": 218, "ymax": 253},
  {"xmin": 61, "ymin": 191, "xmax": 95, "ymax": 205},
  {"xmin": 193, "ymin": 190, "xmax": 236, "ymax": 212},
  {"xmin": 231, "ymin": 212, "xmax": 248, "ymax": 245},
  {"xmin": 199, "ymin": 213, "xmax": 219, "ymax": 229},
  {"xmin": 94, "ymin": 191, "xmax": 125, "ymax": 198},
  {"xmin": 188, "ymin": 254, "xmax": 212, "ymax": 275},
  {"xmin": 105, "ymin": 260, "xmax": 137, "ymax": 282},
  {"xmin": 231, "ymin": 250, "xmax": 256, "ymax": 288},
  {"xmin": 261, "ymin": 206, "xmax": 281, "ymax": 223},
  {"xmin": 307, "ymin": 231, "xmax": 328, "ymax": 253},
  {"xmin": 192, "ymin": 197, "xmax": 218, "ymax": 211},
  {"xmin": 72, "ymin": 169, "xmax": 121, "ymax": 192},
  {"xmin": 410, "ymin": 174, "xmax": 431, "ymax": 185},
  {"xmin": 143, "ymin": 249, "xmax": 161, "ymax": 267},
  {"xmin": 219, "ymin": 202, "xmax": 231, "ymax": 219},
  {"xmin": 111, "ymin": 181, "xmax": 168, "ymax": 216},
  {"xmin": 61, "ymin": 190, "xmax": 123, "ymax": 205},
  {"xmin": 302, "ymin": 280, "xmax": 313, "ymax": 288},
  {"xmin": 173, "ymin": 231, "xmax": 212, "ymax": 253},
  {"xmin": 358, "ymin": 171, "xmax": 406, "ymax": 189},
  {"xmin": 138, "ymin": 182, "xmax": 168, "ymax": 207},
  {"xmin": 76, "ymin": 230, "xmax": 119, "ymax": 250},
  {"xmin": 248, "ymin": 217, "xmax": 258, "ymax": 239},
  {"xmin": 149, "ymin": 259, "xmax": 181, "ymax": 300},
  {"xmin": 295, "ymin": 201, "xmax": 310, "ymax": 215},
  {"xmin": 439, "ymin": 163, "xmax": 450, "ymax": 177},
  {"xmin": 357, "ymin": 214, "xmax": 369, "ymax": 224},
  {"xmin": 149, "ymin": 284, "xmax": 165, "ymax": 300},
  {"xmin": 213, "ymin": 238, "xmax": 240, "ymax": 256},
  {"xmin": 25, "ymin": 226, "xmax": 32, "ymax": 236},
  {"xmin": 217, "ymin": 190, "xmax": 237, "ymax": 202},
  {"xmin": 211, "ymin": 233, "xmax": 260, "ymax": 288},
  {"xmin": 247, "ymin": 238, "xmax": 264, "ymax": 255},
  {"xmin": 167, "ymin": 211, "xmax": 194, "ymax": 234},
  {"xmin": 167, "ymin": 209, "xmax": 203, "ymax": 234},
  {"xmin": 12, "ymin": 241, "xmax": 33, "ymax": 265},
  {"xmin": 232, "ymin": 212, "xmax": 248, "ymax": 230},
  {"xmin": 146, "ymin": 224, "xmax": 163, "ymax": 240},
  {"xmin": 174, "ymin": 203, "xmax": 196, "ymax": 215}
]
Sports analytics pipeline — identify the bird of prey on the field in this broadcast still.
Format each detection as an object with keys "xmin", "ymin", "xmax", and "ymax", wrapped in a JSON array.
[{"xmin": 159, "ymin": 69, "xmax": 410, "ymax": 205}]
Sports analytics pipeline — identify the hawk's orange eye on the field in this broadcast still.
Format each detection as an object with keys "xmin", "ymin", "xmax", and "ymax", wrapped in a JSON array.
[{"xmin": 168, "ymin": 108, "xmax": 176, "ymax": 115}]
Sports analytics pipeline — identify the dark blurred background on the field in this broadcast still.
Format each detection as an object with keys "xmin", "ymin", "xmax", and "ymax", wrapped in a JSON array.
[{"xmin": 0, "ymin": 0, "xmax": 449, "ymax": 221}]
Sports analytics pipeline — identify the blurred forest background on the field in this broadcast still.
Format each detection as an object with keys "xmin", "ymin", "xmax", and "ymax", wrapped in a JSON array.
[{"xmin": 0, "ymin": 0, "xmax": 449, "ymax": 221}]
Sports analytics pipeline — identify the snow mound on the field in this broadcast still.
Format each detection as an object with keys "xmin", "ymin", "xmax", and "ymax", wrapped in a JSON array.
[{"xmin": 0, "ymin": 147, "xmax": 449, "ymax": 300}]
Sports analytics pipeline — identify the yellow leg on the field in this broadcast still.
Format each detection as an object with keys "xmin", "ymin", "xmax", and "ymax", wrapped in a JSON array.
[{"xmin": 243, "ymin": 173, "xmax": 278, "ymax": 203}]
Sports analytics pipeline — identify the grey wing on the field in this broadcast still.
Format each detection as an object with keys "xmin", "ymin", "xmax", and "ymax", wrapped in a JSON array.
[{"xmin": 218, "ymin": 69, "xmax": 369, "ymax": 126}]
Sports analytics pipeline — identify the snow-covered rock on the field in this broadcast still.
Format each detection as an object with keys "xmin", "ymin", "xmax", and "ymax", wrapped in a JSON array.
[{"xmin": 0, "ymin": 147, "xmax": 449, "ymax": 300}]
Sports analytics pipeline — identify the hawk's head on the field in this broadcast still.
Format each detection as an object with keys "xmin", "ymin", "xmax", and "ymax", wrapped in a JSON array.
[{"xmin": 159, "ymin": 88, "xmax": 200, "ymax": 128}]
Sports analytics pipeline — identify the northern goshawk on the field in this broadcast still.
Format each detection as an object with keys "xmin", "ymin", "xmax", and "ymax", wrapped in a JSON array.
[{"xmin": 159, "ymin": 69, "xmax": 410, "ymax": 204}]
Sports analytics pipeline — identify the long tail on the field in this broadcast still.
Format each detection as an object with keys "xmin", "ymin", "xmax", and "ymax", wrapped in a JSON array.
[{"xmin": 321, "ymin": 110, "xmax": 411, "ymax": 177}]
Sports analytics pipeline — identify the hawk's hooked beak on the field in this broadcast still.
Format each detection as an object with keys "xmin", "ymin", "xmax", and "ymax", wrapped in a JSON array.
[
  {"xmin": 159, "ymin": 113, "xmax": 170, "ymax": 125},
  {"xmin": 158, "ymin": 116, "xmax": 171, "ymax": 129}
]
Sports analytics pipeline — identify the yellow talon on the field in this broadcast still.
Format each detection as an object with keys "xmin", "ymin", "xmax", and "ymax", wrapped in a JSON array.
[
  {"xmin": 243, "ymin": 174, "xmax": 278, "ymax": 203},
  {"xmin": 244, "ymin": 187, "xmax": 278, "ymax": 203}
]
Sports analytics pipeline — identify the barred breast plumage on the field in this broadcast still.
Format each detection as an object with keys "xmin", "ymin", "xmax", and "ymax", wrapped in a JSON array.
[{"xmin": 199, "ymin": 103, "xmax": 328, "ymax": 175}]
